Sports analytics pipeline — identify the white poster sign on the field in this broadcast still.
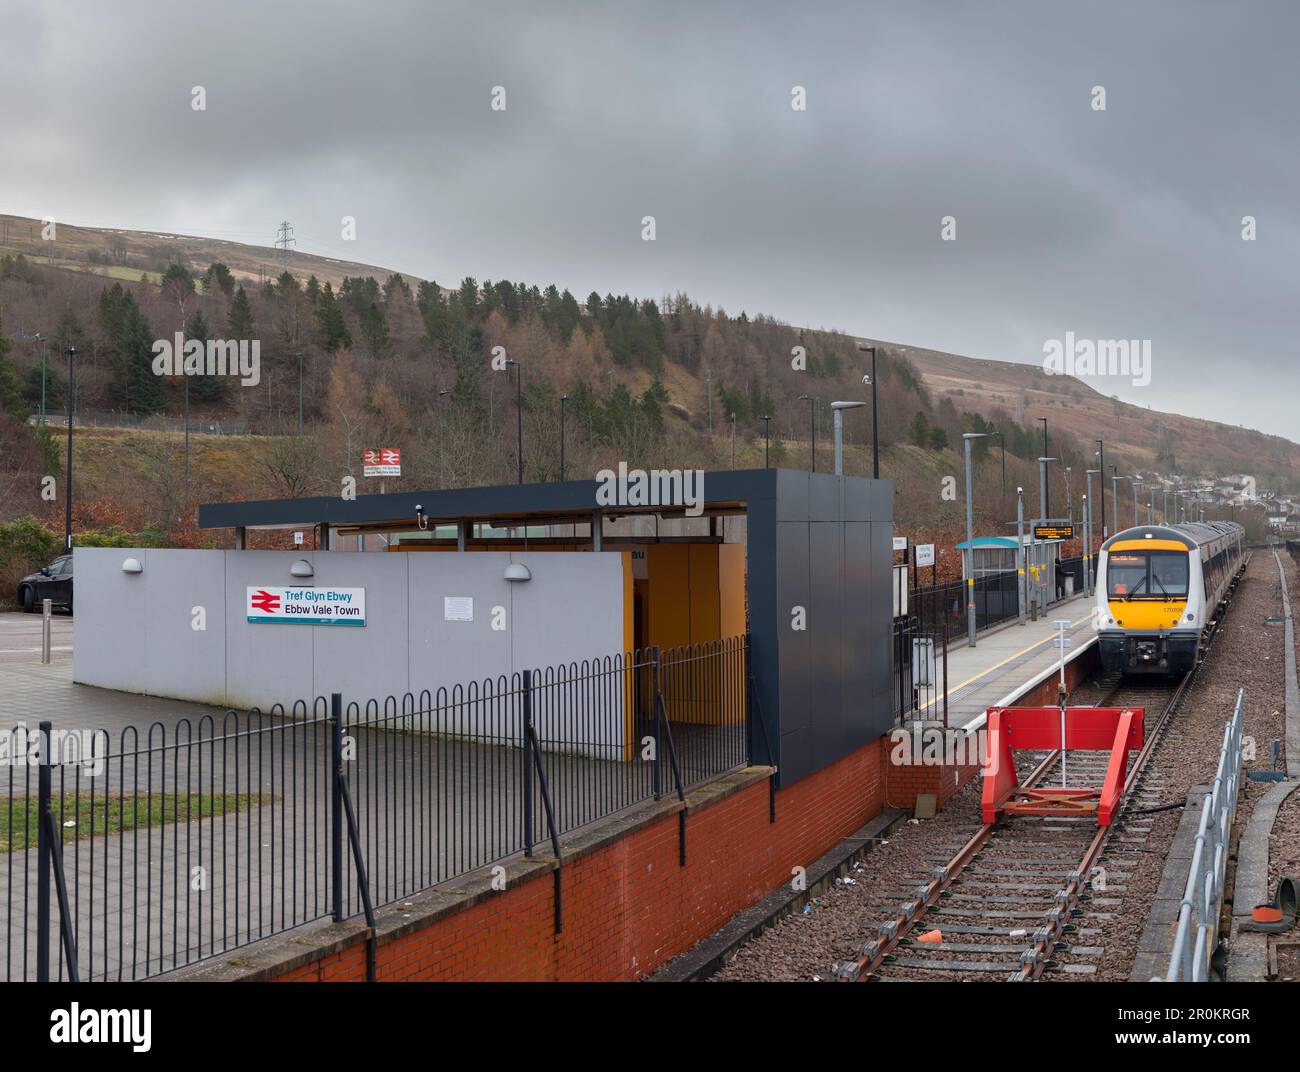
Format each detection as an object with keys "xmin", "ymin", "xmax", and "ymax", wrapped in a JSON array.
[{"xmin": 444, "ymin": 596, "xmax": 474, "ymax": 622}]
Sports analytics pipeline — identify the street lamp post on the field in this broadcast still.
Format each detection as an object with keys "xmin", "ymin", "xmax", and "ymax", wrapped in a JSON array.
[
  {"xmin": 1065, "ymin": 466, "xmax": 1073, "ymax": 524},
  {"xmin": 830, "ymin": 401, "xmax": 866, "ymax": 476},
  {"xmin": 64, "ymin": 347, "xmax": 76, "ymax": 552},
  {"xmin": 730, "ymin": 413, "xmax": 736, "ymax": 468},
  {"xmin": 963, "ymin": 432, "xmax": 988, "ymax": 646},
  {"xmin": 296, "ymin": 352, "xmax": 304, "ymax": 435},
  {"xmin": 1132, "ymin": 476, "xmax": 1143, "ymax": 528},
  {"xmin": 762, "ymin": 415, "xmax": 771, "ymax": 468},
  {"xmin": 856, "ymin": 344, "xmax": 879, "ymax": 478},
  {"xmin": 1038, "ymin": 456, "xmax": 1055, "ymax": 521}
]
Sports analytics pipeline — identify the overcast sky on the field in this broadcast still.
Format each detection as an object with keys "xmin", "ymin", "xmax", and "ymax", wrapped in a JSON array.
[{"xmin": 3, "ymin": 1, "xmax": 1296, "ymax": 440}]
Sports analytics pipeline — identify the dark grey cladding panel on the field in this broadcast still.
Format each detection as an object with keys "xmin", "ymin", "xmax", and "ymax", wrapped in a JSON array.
[
  {"xmin": 843, "ymin": 476, "xmax": 872, "ymax": 521},
  {"xmin": 808, "ymin": 473, "xmax": 842, "ymax": 522},
  {"xmin": 775, "ymin": 520, "xmax": 811, "ymax": 738},
  {"xmin": 774, "ymin": 469, "xmax": 811, "ymax": 521},
  {"xmin": 869, "ymin": 479, "xmax": 894, "ymax": 519},
  {"xmin": 768, "ymin": 474, "xmax": 893, "ymax": 786}
]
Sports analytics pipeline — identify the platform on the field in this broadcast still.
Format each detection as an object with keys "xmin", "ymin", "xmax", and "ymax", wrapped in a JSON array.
[{"xmin": 913, "ymin": 593, "xmax": 1098, "ymax": 731}]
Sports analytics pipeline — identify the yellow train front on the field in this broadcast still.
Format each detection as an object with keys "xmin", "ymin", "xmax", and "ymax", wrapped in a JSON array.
[{"xmin": 1095, "ymin": 522, "xmax": 1245, "ymax": 675}]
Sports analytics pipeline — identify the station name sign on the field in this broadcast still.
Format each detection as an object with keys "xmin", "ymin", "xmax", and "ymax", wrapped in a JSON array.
[
  {"xmin": 247, "ymin": 587, "xmax": 367, "ymax": 626},
  {"xmin": 1033, "ymin": 524, "xmax": 1074, "ymax": 541},
  {"xmin": 363, "ymin": 448, "xmax": 401, "ymax": 477}
]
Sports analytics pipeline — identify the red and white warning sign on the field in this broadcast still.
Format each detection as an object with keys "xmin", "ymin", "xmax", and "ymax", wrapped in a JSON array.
[{"xmin": 363, "ymin": 448, "xmax": 401, "ymax": 477}]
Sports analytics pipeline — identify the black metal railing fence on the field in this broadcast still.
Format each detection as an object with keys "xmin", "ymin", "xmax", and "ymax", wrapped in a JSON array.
[{"xmin": 3, "ymin": 637, "xmax": 751, "ymax": 982}]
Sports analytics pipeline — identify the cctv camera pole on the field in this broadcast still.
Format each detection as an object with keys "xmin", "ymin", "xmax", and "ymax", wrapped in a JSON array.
[
  {"xmin": 1017, "ymin": 486, "xmax": 1026, "ymax": 625},
  {"xmin": 869, "ymin": 348, "xmax": 878, "ymax": 478},
  {"xmin": 1086, "ymin": 468, "xmax": 1101, "ymax": 593},
  {"xmin": 64, "ymin": 347, "xmax": 75, "ymax": 552},
  {"xmin": 1111, "ymin": 468, "xmax": 1120, "ymax": 533},
  {"xmin": 437, "ymin": 389, "xmax": 448, "ymax": 489},
  {"xmin": 1038, "ymin": 456, "xmax": 1054, "ymax": 523},
  {"xmin": 183, "ymin": 373, "xmax": 190, "ymax": 509},
  {"xmin": 514, "ymin": 361, "xmax": 523, "ymax": 484},
  {"xmin": 1096, "ymin": 440, "xmax": 1106, "ymax": 537},
  {"xmin": 1082, "ymin": 494, "xmax": 1091, "ymax": 595},
  {"xmin": 1039, "ymin": 417, "xmax": 1050, "ymax": 518},
  {"xmin": 799, "ymin": 394, "xmax": 816, "ymax": 473},
  {"xmin": 963, "ymin": 432, "xmax": 987, "ymax": 646},
  {"xmin": 559, "ymin": 394, "xmax": 567, "ymax": 481}
]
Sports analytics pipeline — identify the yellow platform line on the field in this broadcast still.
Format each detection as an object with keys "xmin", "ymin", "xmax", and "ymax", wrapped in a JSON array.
[{"xmin": 918, "ymin": 607, "xmax": 1094, "ymax": 711}]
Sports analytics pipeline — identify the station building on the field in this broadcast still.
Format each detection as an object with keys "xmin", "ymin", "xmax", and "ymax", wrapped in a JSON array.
[{"xmin": 72, "ymin": 468, "xmax": 895, "ymax": 786}]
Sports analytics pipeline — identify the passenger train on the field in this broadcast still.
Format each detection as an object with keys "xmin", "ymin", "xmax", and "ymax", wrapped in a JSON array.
[{"xmin": 1095, "ymin": 521, "xmax": 1246, "ymax": 675}]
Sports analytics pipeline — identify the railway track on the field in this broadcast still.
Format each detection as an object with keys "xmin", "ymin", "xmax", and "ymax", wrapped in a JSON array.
[{"xmin": 837, "ymin": 560, "xmax": 1249, "ymax": 983}]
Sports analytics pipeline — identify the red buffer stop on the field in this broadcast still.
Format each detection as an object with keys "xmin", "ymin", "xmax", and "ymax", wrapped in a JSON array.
[{"xmin": 981, "ymin": 706, "xmax": 1145, "ymax": 827}]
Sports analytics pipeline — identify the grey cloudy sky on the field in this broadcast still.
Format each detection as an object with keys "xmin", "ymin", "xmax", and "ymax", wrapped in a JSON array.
[{"xmin": 3, "ymin": 1, "xmax": 1296, "ymax": 440}]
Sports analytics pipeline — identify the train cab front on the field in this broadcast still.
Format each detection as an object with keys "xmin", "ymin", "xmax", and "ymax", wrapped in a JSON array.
[{"xmin": 1098, "ymin": 541, "xmax": 1198, "ymax": 675}]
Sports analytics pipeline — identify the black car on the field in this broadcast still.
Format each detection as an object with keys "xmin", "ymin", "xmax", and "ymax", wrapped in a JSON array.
[{"xmin": 16, "ymin": 554, "xmax": 73, "ymax": 613}]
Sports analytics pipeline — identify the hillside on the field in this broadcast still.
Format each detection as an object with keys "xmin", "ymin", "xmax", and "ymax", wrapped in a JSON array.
[
  {"xmin": 0, "ymin": 213, "xmax": 410, "ymax": 292},
  {"xmin": 0, "ymin": 213, "xmax": 1287, "ymax": 566},
  {"xmin": 893, "ymin": 343, "xmax": 1300, "ymax": 493}
]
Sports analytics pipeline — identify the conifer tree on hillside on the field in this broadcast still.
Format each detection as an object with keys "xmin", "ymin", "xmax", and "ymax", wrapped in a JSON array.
[
  {"xmin": 315, "ymin": 282, "xmax": 352, "ymax": 352},
  {"xmin": 185, "ymin": 308, "xmax": 225, "ymax": 403},
  {"xmin": 110, "ymin": 293, "xmax": 164, "ymax": 415},
  {"xmin": 228, "ymin": 285, "xmax": 255, "ymax": 339}
]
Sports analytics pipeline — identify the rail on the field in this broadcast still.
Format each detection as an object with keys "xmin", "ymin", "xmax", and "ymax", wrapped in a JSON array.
[{"xmin": 1153, "ymin": 687, "xmax": 1245, "ymax": 982}]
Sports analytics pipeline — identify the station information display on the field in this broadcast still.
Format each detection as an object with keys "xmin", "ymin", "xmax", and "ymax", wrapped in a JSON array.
[{"xmin": 1033, "ymin": 524, "xmax": 1074, "ymax": 540}]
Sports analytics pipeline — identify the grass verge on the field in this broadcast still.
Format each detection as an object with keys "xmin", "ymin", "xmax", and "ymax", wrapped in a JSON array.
[{"xmin": 0, "ymin": 792, "xmax": 270, "ymax": 853}]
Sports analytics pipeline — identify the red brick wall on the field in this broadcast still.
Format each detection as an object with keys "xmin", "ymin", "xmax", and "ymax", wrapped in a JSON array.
[{"xmin": 272, "ymin": 737, "xmax": 885, "ymax": 982}]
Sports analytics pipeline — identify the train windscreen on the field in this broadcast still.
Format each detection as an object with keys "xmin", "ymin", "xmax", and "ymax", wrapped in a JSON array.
[{"xmin": 1107, "ymin": 551, "xmax": 1189, "ymax": 599}]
